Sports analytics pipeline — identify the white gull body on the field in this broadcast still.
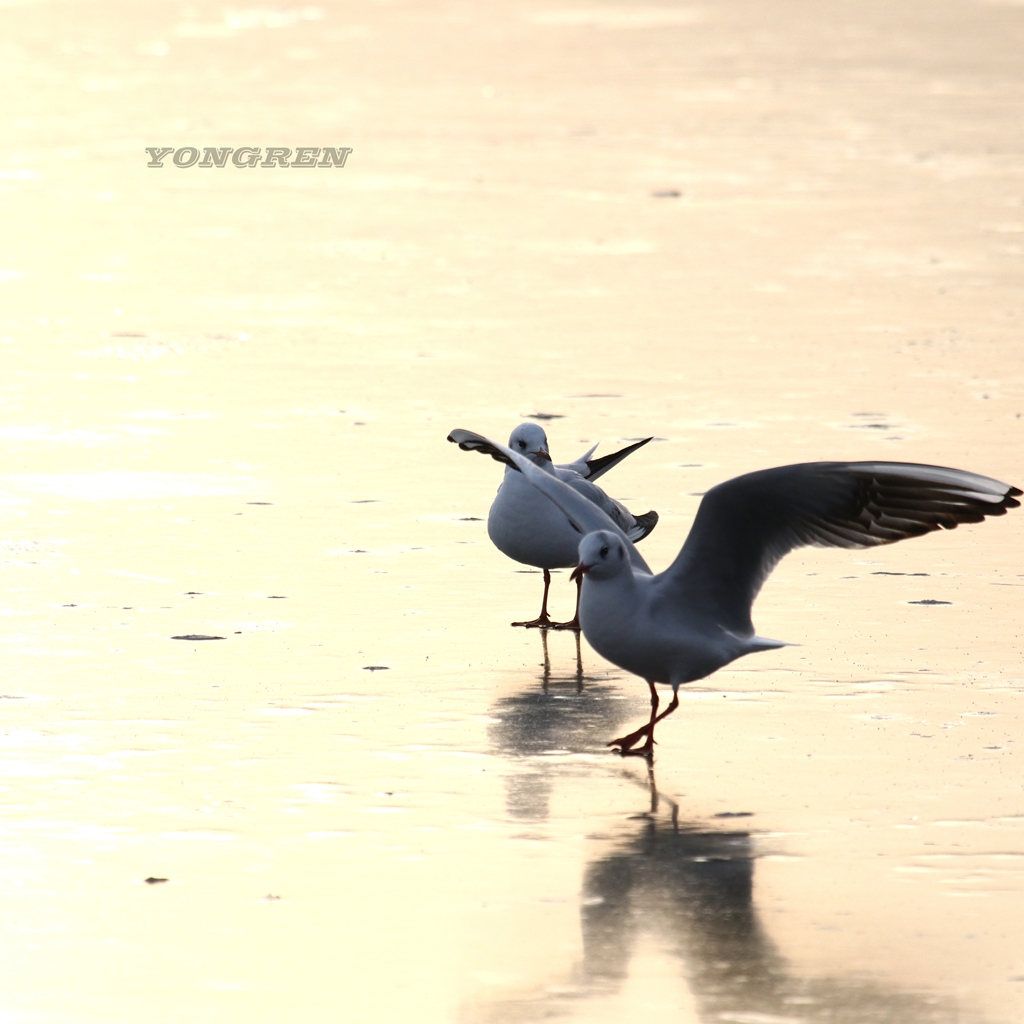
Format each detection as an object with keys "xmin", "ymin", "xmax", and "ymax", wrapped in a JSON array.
[
  {"xmin": 449, "ymin": 428, "xmax": 1021, "ymax": 755},
  {"xmin": 482, "ymin": 422, "xmax": 657, "ymax": 627}
]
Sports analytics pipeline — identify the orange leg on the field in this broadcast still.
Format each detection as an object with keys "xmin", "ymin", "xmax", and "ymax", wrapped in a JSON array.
[
  {"xmin": 551, "ymin": 573, "xmax": 583, "ymax": 631},
  {"xmin": 512, "ymin": 569, "xmax": 556, "ymax": 628},
  {"xmin": 609, "ymin": 682, "xmax": 680, "ymax": 757}
]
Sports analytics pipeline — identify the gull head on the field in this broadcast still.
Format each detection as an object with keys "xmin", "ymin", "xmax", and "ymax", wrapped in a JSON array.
[
  {"xmin": 571, "ymin": 530, "xmax": 630, "ymax": 582},
  {"xmin": 507, "ymin": 422, "xmax": 551, "ymax": 463}
]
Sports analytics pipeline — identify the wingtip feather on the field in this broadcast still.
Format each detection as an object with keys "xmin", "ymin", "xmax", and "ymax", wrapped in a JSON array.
[
  {"xmin": 447, "ymin": 429, "xmax": 520, "ymax": 470},
  {"xmin": 628, "ymin": 509, "xmax": 659, "ymax": 542}
]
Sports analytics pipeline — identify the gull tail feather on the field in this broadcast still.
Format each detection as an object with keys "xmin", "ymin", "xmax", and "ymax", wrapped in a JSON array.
[{"xmin": 747, "ymin": 635, "xmax": 797, "ymax": 652}]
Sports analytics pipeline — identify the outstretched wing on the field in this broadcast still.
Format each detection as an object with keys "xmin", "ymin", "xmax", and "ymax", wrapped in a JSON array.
[
  {"xmin": 555, "ymin": 443, "xmax": 598, "ymax": 477},
  {"xmin": 661, "ymin": 461, "xmax": 1021, "ymax": 637},
  {"xmin": 448, "ymin": 428, "xmax": 519, "ymax": 468},
  {"xmin": 447, "ymin": 428, "xmax": 653, "ymax": 574},
  {"xmin": 583, "ymin": 437, "xmax": 654, "ymax": 481},
  {"xmin": 557, "ymin": 437, "xmax": 653, "ymax": 481}
]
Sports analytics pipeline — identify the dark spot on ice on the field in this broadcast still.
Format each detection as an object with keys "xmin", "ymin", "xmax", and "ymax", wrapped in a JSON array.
[
  {"xmin": 525, "ymin": 412, "xmax": 564, "ymax": 421},
  {"xmin": 247, "ymin": 502, "xmax": 273, "ymax": 505},
  {"xmin": 171, "ymin": 634, "xmax": 225, "ymax": 640},
  {"xmin": 62, "ymin": 603, "xmax": 77, "ymax": 607},
  {"xmin": 908, "ymin": 600, "xmax": 951, "ymax": 605},
  {"xmin": 267, "ymin": 595, "xmax": 286, "ymax": 599},
  {"xmin": 185, "ymin": 591, "xmax": 203, "ymax": 595},
  {"xmin": 351, "ymin": 500, "xmax": 379, "ymax": 504},
  {"xmin": 145, "ymin": 877, "xmax": 168, "ymax": 884},
  {"xmin": 713, "ymin": 811, "xmax": 753, "ymax": 818},
  {"xmin": 651, "ymin": 189, "xmax": 681, "ymax": 198},
  {"xmin": 363, "ymin": 665, "xmax": 389, "ymax": 671},
  {"xmin": 460, "ymin": 517, "xmax": 483, "ymax": 521},
  {"xmin": 872, "ymin": 572, "xmax": 929, "ymax": 576}
]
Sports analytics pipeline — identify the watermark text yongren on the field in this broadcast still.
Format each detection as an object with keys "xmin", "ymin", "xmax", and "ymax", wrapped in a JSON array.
[{"xmin": 146, "ymin": 147, "xmax": 352, "ymax": 168}]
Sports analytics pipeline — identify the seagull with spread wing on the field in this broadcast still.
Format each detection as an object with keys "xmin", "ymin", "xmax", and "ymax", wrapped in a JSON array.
[{"xmin": 449, "ymin": 428, "xmax": 1021, "ymax": 757}]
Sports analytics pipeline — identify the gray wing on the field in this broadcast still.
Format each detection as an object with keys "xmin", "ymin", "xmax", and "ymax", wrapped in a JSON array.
[
  {"xmin": 561, "ymin": 475, "xmax": 659, "ymax": 543},
  {"xmin": 447, "ymin": 428, "xmax": 653, "ymax": 574},
  {"xmin": 556, "ymin": 444, "xmax": 599, "ymax": 478},
  {"xmin": 558, "ymin": 437, "xmax": 654, "ymax": 482},
  {"xmin": 660, "ymin": 461, "xmax": 1021, "ymax": 637}
]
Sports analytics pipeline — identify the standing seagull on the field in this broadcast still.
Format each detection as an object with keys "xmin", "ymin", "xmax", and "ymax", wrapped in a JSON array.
[
  {"xmin": 449, "ymin": 429, "xmax": 1021, "ymax": 756},
  {"xmin": 473, "ymin": 422, "xmax": 658, "ymax": 629}
]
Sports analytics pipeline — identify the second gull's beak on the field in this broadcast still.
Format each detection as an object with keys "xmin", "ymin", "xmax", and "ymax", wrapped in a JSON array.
[{"xmin": 570, "ymin": 562, "xmax": 591, "ymax": 583}]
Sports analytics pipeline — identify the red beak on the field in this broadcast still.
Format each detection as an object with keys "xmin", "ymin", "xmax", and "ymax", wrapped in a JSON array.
[
  {"xmin": 536, "ymin": 447, "xmax": 552, "ymax": 463},
  {"xmin": 570, "ymin": 562, "xmax": 591, "ymax": 583}
]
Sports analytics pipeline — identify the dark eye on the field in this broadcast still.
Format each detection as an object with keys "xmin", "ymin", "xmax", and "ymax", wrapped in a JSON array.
[
  {"xmin": 518, "ymin": 440, "xmax": 526, "ymax": 449},
  {"xmin": 599, "ymin": 545, "xmax": 609, "ymax": 557}
]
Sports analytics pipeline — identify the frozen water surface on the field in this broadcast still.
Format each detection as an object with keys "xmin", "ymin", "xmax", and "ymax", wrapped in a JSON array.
[{"xmin": 0, "ymin": 0, "xmax": 1022, "ymax": 1021}]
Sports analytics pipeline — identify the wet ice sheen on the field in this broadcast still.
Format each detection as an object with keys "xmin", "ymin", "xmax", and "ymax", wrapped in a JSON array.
[{"xmin": 1, "ymin": 0, "xmax": 1023, "ymax": 1021}]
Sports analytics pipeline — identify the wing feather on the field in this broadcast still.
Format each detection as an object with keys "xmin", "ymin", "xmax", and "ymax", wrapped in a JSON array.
[
  {"xmin": 662, "ymin": 461, "xmax": 1020, "ymax": 636},
  {"xmin": 583, "ymin": 437, "xmax": 654, "ymax": 481}
]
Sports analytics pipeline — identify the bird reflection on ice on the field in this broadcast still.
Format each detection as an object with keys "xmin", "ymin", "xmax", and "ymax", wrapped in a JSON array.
[
  {"xmin": 582, "ymin": 796, "xmax": 967, "ymax": 1023},
  {"xmin": 538, "ymin": 628, "xmax": 583, "ymax": 694},
  {"xmin": 464, "ymin": 786, "xmax": 976, "ymax": 1023},
  {"xmin": 478, "ymin": 656, "xmax": 979, "ymax": 1024},
  {"xmin": 487, "ymin": 630, "xmax": 634, "ymax": 822}
]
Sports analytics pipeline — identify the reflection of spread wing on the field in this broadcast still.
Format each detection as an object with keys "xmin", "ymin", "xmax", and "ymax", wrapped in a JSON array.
[
  {"xmin": 448, "ymin": 428, "xmax": 652, "ymax": 574},
  {"xmin": 660, "ymin": 461, "xmax": 1021, "ymax": 637}
]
